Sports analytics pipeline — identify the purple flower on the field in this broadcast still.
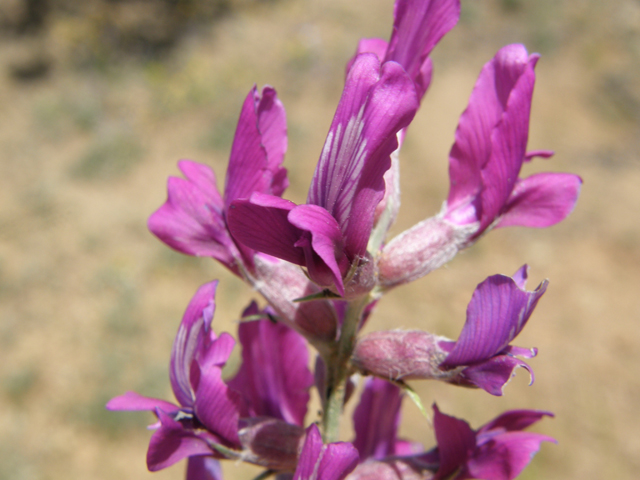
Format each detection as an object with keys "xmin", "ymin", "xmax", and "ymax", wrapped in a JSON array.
[
  {"xmin": 107, "ymin": 281, "xmax": 243, "ymax": 472},
  {"xmin": 227, "ymin": 53, "xmax": 418, "ymax": 297},
  {"xmin": 293, "ymin": 424, "xmax": 359, "ymax": 480},
  {"xmin": 107, "ymin": 282, "xmax": 314, "ymax": 473},
  {"xmin": 445, "ymin": 44, "xmax": 582, "ymax": 237},
  {"xmin": 352, "ymin": 266, "xmax": 546, "ymax": 395},
  {"xmin": 148, "ymin": 86, "xmax": 288, "ymax": 276},
  {"xmin": 346, "ymin": 392, "xmax": 553, "ymax": 480},
  {"xmin": 425, "ymin": 405, "xmax": 556, "ymax": 480},
  {"xmin": 378, "ymin": 45, "xmax": 582, "ymax": 288},
  {"xmin": 147, "ymin": 86, "xmax": 340, "ymax": 344},
  {"xmin": 348, "ymin": 0, "xmax": 461, "ymax": 101}
]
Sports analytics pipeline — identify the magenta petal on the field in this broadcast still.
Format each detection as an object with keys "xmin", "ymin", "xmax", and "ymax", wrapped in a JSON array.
[
  {"xmin": 460, "ymin": 355, "xmax": 534, "ymax": 396},
  {"xmin": 186, "ymin": 457, "xmax": 223, "ymax": 480},
  {"xmin": 496, "ymin": 172, "xmax": 583, "ymax": 228},
  {"xmin": 227, "ymin": 193, "xmax": 305, "ymax": 265},
  {"xmin": 447, "ymin": 45, "xmax": 535, "ymax": 218},
  {"xmin": 386, "ymin": 0, "xmax": 460, "ymax": 99},
  {"xmin": 228, "ymin": 306, "xmax": 313, "ymax": 426},
  {"xmin": 193, "ymin": 366, "xmax": 242, "ymax": 445},
  {"xmin": 170, "ymin": 281, "xmax": 219, "ymax": 407},
  {"xmin": 197, "ymin": 332, "xmax": 236, "ymax": 374},
  {"xmin": 442, "ymin": 271, "xmax": 547, "ymax": 367},
  {"xmin": 432, "ymin": 405, "xmax": 475, "ymax": 480},
  {"xmin": 465, "ymin": 431, "xmax": 556, "ymax": 480},
  {"xmin": 106, "ymin": 391, "xmax": 178, "ymax": 414},
  {"xmin": 479, "ymin": 410, "xmax": 553, "ymax": 434},
  {"xmin": 346, "ymin": 38, "xmax": 390, "ymax": 73},
  {"xmin": 308, "ymin": 54, "xmax": 418, "ymax": 259},
  {"xmin": 149, "ymin": 161, "xmax": 239, "ymax": 273},
  {"xmin": 147, "ymin": 410, "xmax": 217, "ymax": 471},
  {"xmin": 353, "ymin": 378, "xmax": 403, "ymax": 460},
  {"xmin": 289, "ymin": 204, "xmax": 348, "ymax": 294},
  {"xmin": 477, "ymin": 57, "xmax": 538, "ymax": 231},
  {"xmin": 294, "ymin": 425, "xmax": 359, "ymax": 480},
  {"xmin": 225, "ymin": 86, "xmax": 288, "ymax": 206}
]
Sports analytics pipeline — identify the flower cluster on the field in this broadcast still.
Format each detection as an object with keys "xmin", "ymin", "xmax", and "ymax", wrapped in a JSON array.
[{"xmin": 108, "ymin": 1, "xmax": 581, "ymax": 479}]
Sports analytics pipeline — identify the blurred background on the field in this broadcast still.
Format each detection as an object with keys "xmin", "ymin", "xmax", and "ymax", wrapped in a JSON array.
[{"xmin": 1, "ymin": 0, "xmax": 639, "ymax": 478}]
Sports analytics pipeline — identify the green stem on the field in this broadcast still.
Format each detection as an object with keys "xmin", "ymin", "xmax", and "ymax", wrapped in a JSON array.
[{"xmin": 322, "ymin": 295, "xmax": 369, "ymax": 443}]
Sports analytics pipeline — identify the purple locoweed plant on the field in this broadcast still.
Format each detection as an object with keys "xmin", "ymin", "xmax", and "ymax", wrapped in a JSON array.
[{"xmin": 109, "ymin": 1, "xmax": 581, "ymax": 479}]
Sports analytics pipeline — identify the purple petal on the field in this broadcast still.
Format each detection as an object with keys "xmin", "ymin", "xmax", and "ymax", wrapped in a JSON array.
[
  {"xmin": 477, "ymin": 55, "xmax": 539, "ymax": 232},
  {"xmin": 464, "ymin": 431, "xmax": 556, "ymax": 480},
  {"xmin": 346, "ymin": 38, "xmax": 390, "ymax": 72},
  {"xmin": 227, "ymin": 193, "xmax": 305, "ymax": 266},
  {"xmin": 224, "ymin": 85, "xmax": 288, "ymax": 206},
  {"xmin": 353, "ymin": 378, "xmax": 403, "ymax": 460},
  {"xmin": 308, "ymin": 54, "xmax": 418, "ymax": 259},
  {"xmin": 442, "ymin": 272, "xmax": 547, "ymax": 368},
  {"xmin": 289, "ymin": 204, "xmax": 349, "ymax": 294},
  {"xmin": 479, "ymin": 410, "xmax": 554, "ymax": 434},
  {"xmin": 194, "ymin": 366, "xmax": 243, "ymax": 446},
  {"xmin": 446, "ymin": 45, "xmax": 536, "ymax": 224},
  {"xmin": 147, "ymin": 410, "xmax": 219, "ymax": 471},
  {"xmin": 106, "ymin": 391, "xmax": 178, "ymax": 414},
  {"xmin": 186, "ymin": 457, "xmax": 223, "ymax": 480},
  {"xmin": 294, "ymin": 425, "xmax": 359, "ymax": 480},
  {"xmin": 432, "ymin": 405, "xmax": 475, "ymax": 480},
  {"xmin": 496, "ymin": 172, "xmax": 583, "ymax": 229},
  {"xmin": 510, "ymin": 264, "xmax": 528, "ymax": 289},
  {"xmin": 228, "ymin": 306, "xmax": 313, "ymax": 426},
  {"xmin": 148, "ymin": 161, "xmax": 239, "ymax": 274},
  {"xmin": 524, "ymin": 149, "xmax": 554, "ymax": 161},
  {"xmin": 386, "ymin": 0, "xmax": 460, "ymax": 99},
  {"xmin": 170, "ymin": 281, "xmax": 219, "ymax": 407},
  {"xmin": 458, "ymin": 355, "xmax": 534, "ymax": 396}
]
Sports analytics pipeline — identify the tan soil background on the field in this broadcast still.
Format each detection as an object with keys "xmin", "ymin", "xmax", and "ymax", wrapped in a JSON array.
[{"xmin": 1, "ymin": 0, "xmax": 639, "ymax": 479}]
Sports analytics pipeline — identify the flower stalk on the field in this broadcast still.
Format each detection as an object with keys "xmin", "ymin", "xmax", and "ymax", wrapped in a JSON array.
[{"xmin": 322, "ymin": 294, "xmax": 371, "ymax": 443}]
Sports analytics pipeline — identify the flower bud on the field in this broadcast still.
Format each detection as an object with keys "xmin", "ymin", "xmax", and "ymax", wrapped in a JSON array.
[
  {"xmin": 238, "ymin": 417, "xmax": 305, "ymax": 471},
  {"xmin": 352, "ymin": 330, "xmax": 453, "ymax": 381},
  {"xmin": 378, "ymin": 215, "xmax": 476, "ymax": 288}
]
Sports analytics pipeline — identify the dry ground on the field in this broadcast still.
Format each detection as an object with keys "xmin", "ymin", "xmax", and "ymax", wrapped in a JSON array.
[{"xmin": 1, "ymin": 0, "xmax": 639, "ymax": 479}]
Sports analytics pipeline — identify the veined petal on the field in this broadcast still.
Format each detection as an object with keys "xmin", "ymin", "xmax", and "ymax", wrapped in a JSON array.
[
  {"xmin": 170, "ymin": 281, "xmax": 219, "ymax": 407},
  {"xmin": 289, "ymin": 204, "xmax": 349, "ymax": 295},
  {"xmin": 227, "ymin": 193, "xmax": 305, "ymax": 266},
  {"xmin": 442, "ymin": 270, "xmax": 547, "ymax": 368},
  {"xmin": 464, "ymin": 431, "xmax": 556, "ymax": 480},
  {"xmin": 186, "ymin": 457, "xmax": 224, "ymax": 480},
  {"xmin": 353, "ymin": 378, "xmax": 403, "ymax": 460},
  {"xmin": 308, "ymin": 54, "xmax": 418, "ymax": 259},
  {"xmin": 147, "ymin": 410, "xmax": 220, "ymax": 471},
  {"xmin": 149, "ymin": 161, "xmax": 239, "ymax": 274},
  {"xmin": 293, "ymin": 424, "xmax": 359, "ymax": 480},
  {"xmin": 194, "ymin": 366, "xmax": 243, "ymax": 446},
  {"xmin": 478, "ymin": 51, "xmax": 538, "ymax": 231},
  {"xmin": 432, "ymin": 405, "xmax": 475, "ymax": 480},
  {"xmin": 106, "ymin": 391, "xmax": 178, "ymax": 414},
  {"xmin": 446, "ymin": 45, "xmax": 536, "ymax": 219},
  {"xmin": 496, "ymin": 172, "xmax": 583, "ymax": 228},
  {"xmin": 228, "ymin": 303, "xmax": 313, "ymax": 426},
  {"xmin": 386, "ymin": 0, "xmax": 460, "ymax": 99},
  {"xmin": 224, "ymin": 85, "xmax": 288, "ymax": 207}
]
